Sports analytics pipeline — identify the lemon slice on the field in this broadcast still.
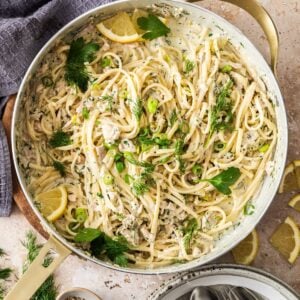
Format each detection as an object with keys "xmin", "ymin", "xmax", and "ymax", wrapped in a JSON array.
[
  {"xmin": 96, "ymin": 12, "xmax": 140, "ymax": 43},
  {"xmin": 231, "ymin": 229, "xmax": 259, "ymax": 265},
  {"xmin": 35, "ymin": 186, "xmax": 67, "ymax": 222},
  {"xmin": 270, "ymin": 216, "xmax": 300, "ymax": 264},
  {"xmin": 288, "ymin": 194, "xmax": 300, "ymax": 212},
  {"xmin": 279, "ymin": 160, "xmax": 300, "ymax": 193}
]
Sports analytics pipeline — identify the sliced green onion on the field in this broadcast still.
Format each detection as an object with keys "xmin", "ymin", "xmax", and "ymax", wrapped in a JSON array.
[
  {"xmin": 214, "ymin": 142, "xmax": 226, "ymax": 152},
  {"xmin": 41, "ymin": 76, "xmax": 53, "ymax": 87},
  {"xmin": 221, "ymin": 65, "xmax": 232, "ymax": 73},
  {"xmin": 75, "ymin": 207, "xmax": 88, "ymax": 223},
  {"xmin": 244, "ymin": 202, "xmax": 255, "ymax": 215},
  {"xmin": 103, "ymin": 173, "xmax": 114, "ymax": 185},
  {"xmin": 104, "ymin": 142, "xmax": 118, "ymax": 150},
  {"xmin": 192, "ymin": 164, "xmax": 203, "ymax": 176},
  {"xmin": 82, "ymin": 107, "xmax": 89, "ymax": 119},
  {"xmin": 116, "ymin": 161, "xmax": 125, "ymax": 173},
  {"xmin": 124, "ymin": 174, "xmax": 133, "ymax": 184},
  {"xmin": 100, "ymin": 56, "xmax": 112, "ymax": 67},
  {"xmin": 259, "ymin": 144, "xmax": 270, "ymax": 153},
  {"xmin": 147, "ymin": 97, "xmax": 159, "ymax": 114},
  {"xmin": 179, "ymin": 121, "xmax": 189, "ymax": 134}
]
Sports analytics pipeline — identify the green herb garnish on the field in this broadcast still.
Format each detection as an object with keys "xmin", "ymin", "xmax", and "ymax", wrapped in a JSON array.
[
  {"xmin": 192, "ymin": 164, "xmax": 202, "ymax": 176},
  {"xmin": 100, "ymin": 56, "xmax": 112, "ymax": 68},
  {"xmin": 103, "ymin": 173, "xmax": 114, "ymax": 185},
  {"xmin": 49, "ymin": 130, "xmax": 72, "ymax": 148},
  {"xmin": 132, "ymin": 179, "xmax": 149, "ymax": 196},
  {"xmin": 53, "ymin": 160, "xmax": 66, "ymax": 176},
  {"xmin": 132, "ymin": 98, "xmax": 143, "ymax": 121},
  {"xmin": 244, "ymin": 202, "xmax": 255, "ymax": 215},
  {"xmin": 75, "ymin": 207, "xmax": 88, "ymax": 223},
  {"xmin": 201, "ymin": 167, "xmax": 241, "ymax": 195},
  {"xmin": 169, "ymin": 110, "xmax": 178, "ymax": 126},
  {"xmin": 137, "ymin": 14, "xmax": 171, "ymax": 40},
  {"xmin": 221, "ymin": 65, "xmax": 232, "ymax": 73},
  {"xmin": 101, "ymin": 95, "xmax": 114, "ymax": 111},
  {"xmin": 124, "ymin": 152, "xmax": 154, "ymax": 173},
  {"xmin": 74, "ymin": 228, "xmax": 102, "ymax": 242},
  {"xmin": 174, "ymin": 139, "xmax": 185, "ymax": 155},
  {"xmin": 184, "ymin": 59, "xmax": 194, "ymax": 73},
  {"xmin": 82, "ymin": 107, "xmax": 90, "ymax": 119},
  {"xmin": 65, "ymin": 37, "xmax": 100, "ymax": 92},
  {"xmin": 182, "ymin": 218, "xmax": 198, "ymax": 250},
  {"xmin": 0, "ymin": 268, "xmax": 12, "ymax": 281},
  {"xmin": 147, "ymin": 97, "xmax": 158, "ymax": 114},
  {"xmin": 259, "ymin": 144, "xmax": 270, "ymax": 153},
  {"xmin": 209, "ymin": 80, "xmax": 234, "ymax": 138},
  {"xmin": 75, "ymin": 229, "xmax": 130, "ymax": 267},
  {"xmin": 41, "ymin": 76, "xmax": 53, "ymax": 87}
]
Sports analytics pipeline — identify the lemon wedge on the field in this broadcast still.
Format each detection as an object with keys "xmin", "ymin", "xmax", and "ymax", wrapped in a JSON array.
[
  {"xmin": 35, "ymin": 186, "xmax": 67, "ymax": 222},
  {"xmin": 288, "ymin": 194, "xmax": 300, "ymax": 212},
  {"xmin": 270, "ymin": 216, "xmax": 300, "ymax": 264},
  {"xmin": 231, "ymin": 229, "xmax": 259, "ymax": 265},
  {"xmin": 279, "ymin": 160, "xmax": 300, "ymax": 193},
  {"xmin": 96, "ymin": 12, "xmax": 140, "ymax": 43}
]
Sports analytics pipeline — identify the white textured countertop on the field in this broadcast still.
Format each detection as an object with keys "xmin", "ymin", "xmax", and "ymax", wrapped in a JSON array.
[{"xmin": 1, "ymin": 0, "xmax": 300, "ymax": 299}]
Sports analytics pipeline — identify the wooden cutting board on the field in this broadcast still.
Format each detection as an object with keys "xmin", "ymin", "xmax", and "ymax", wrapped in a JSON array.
[{"xmin": 2, "ymin": 95, "xmax": 48, "ymax": 238}]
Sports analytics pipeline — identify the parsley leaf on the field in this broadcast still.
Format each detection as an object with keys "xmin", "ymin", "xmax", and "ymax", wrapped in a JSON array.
[
  {"xmin": 182, "ymin": 218, "xmax": 198, "ymax": 250},
  {"xmin": 202, "ymin": 167, "xmax": 241, "ymax": 195},
  {"xmin": 75, "ymin": 228, "xmax": 130, "ymax": 266},
  {"xmin": 65, "ymin": 37, "xmax": 100, "ymax": 92},
  {"xmin": 53, "ymin": 161, "xmax": 66, "ymax": 176},
  {"xmin": 137, "ymin": 14, "xmax": 171, "ymax": 40},
  {"xmin": 49, "ymin": 130, "xmax": 72, "ymax": 148},
  {"xmin": 74, "ymin": 228, "xmax": 102, "ymax": 242}
]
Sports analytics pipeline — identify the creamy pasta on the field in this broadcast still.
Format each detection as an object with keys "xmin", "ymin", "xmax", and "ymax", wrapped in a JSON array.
[{"xmin": 16, "ymin": 9, "xmax": 277, "ymax": 268}]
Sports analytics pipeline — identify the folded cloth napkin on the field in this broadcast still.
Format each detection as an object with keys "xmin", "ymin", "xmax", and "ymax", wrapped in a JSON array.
[{"xmin": 0, "ymin": 0, "xmax": 115, "ymax": 216}]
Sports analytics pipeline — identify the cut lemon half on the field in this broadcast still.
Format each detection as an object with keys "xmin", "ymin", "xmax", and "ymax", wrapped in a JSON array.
[
  {"xmin": 96, "ymin": 12, "xmax": 140, "ymax": 43},
  {"xmin": 279, "ymin": 160, "xmax": 300, "ymax": 193},
  {"xmin": 270, "ymin": 216, "xmax": 300, "ymax": 264},
  {"xmin": 35, "ymin": 186, "xmax": 67, "ymax": 222},
  {"xmin": 288, "ymin": 194, "xmax": 300, "ymax": 212},
  {"xmin": 231, "ymin": 229, "xmax": 259, "ymax": 265}
]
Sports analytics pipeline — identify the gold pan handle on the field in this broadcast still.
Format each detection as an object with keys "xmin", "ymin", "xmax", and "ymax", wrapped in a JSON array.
[
  {"xmin": 186, "ymin": 0, "xmax": 279, "ymax": 76},
  {"xmin": 5, "ymin": 235, "xmax": 71, "ymax": 300}
]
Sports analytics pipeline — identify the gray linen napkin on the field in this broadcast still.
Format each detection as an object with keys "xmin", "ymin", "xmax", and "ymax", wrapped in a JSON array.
[{"xmin": 0, "ymin": 0, "xmax": 115, "ymax": 216}]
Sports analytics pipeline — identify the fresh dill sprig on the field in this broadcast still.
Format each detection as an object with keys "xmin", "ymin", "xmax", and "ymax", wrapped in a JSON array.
[
  {"xmin": 0, "ymin": 249, "xmax": 5, "ymax": 257},
  {"xmin": 101, "ymin": 95, "xmax": 114, "ymax": 111},
  {"xmin": 49, "ymin": 130, "xmax": 72, "ymax": 148},
  {"xmin": 169, "ymin": 109, "xmax": 178, "ymax": 126},
  {"xmin": 209, "ymin": 80, "xmax": 234, "ymax": 138},
  {"xmin": 23, "ymin": 231, "xmax": 58, "ymax": 300},
  {"xmin": 53, "ymin": 161, "xmax": 66, "ymax": 176},
  {"xmin": 123, "ymin": 152, "xmax": 154, "ymax": 173},
  {"xmin": 0, "ymin": 268, "xmax": 12, "ymax": 281},
  {"xmin": 182, "ymin": 218, "xmax": 198, "ymax": 250},
  {"xmin": 132, "ymin": 98, "xmax": 143, "ymax": 121},
  {"xmin": 65, "ymin": 37, "xmax": 100, "ymax": 92}
]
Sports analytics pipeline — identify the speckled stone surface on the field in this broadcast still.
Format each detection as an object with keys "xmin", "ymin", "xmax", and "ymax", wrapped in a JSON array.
[{"xmin": 0, "ymin": 1, "xmax": 299, "ymax": 299}]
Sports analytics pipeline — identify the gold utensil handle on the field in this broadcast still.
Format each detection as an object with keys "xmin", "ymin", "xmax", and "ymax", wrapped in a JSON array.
[
  {"xmin": 186, "ymin": 0, "xmax": 279, "ymax": 75},
  {"xmin": 5, "ymin": 235, "xmax": 71, "ymax": 300}
]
